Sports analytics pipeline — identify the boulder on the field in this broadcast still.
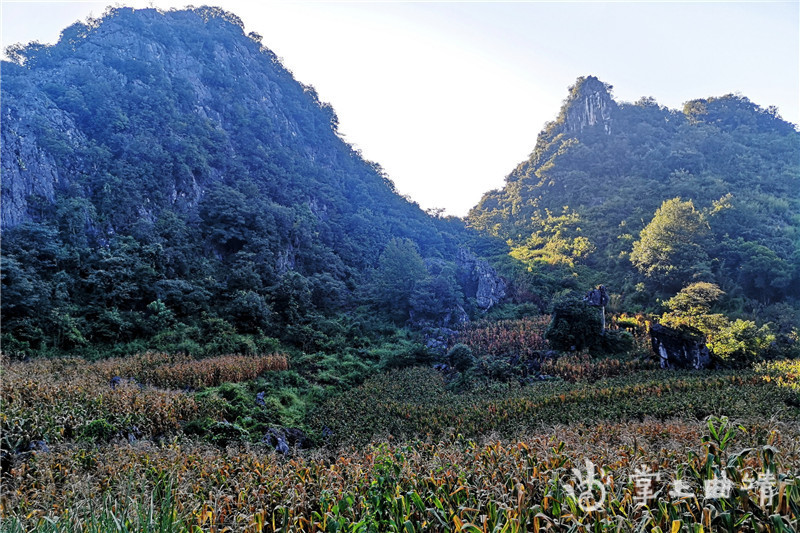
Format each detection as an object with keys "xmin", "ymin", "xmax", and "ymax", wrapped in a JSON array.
[
  {"xmin": 263, "ymin": 427, "xmax": 309, "ymax": 451},
  {"xmin": 650, "ymin": 323, "xmax": 711, "ymax": 369},
  {"xmin": 422, "ymin": 327, "xmax": 458, "ymax": 356}
]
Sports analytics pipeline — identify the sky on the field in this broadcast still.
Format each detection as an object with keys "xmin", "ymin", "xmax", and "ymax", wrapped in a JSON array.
[{"xmin": 2, "ymin": 1, "xmax": 798, "ymax": 217}]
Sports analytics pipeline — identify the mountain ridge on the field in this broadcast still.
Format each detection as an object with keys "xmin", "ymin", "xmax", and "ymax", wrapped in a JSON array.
[{"xmin": 469, "ymin": 75, "xmax": 799, "ymax": 316}]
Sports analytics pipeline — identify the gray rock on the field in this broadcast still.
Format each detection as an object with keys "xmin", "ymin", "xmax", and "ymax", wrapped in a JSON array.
[
  {"xmin": 563, "ymin": 76, "xmax": 616, "ymax": 135},
  {"xmin": 263, "ymin": 426, "xmax": 308, "ymax": 452},
  {"xmin": 255, "ymin": 391, "xmax": 266, "ymax": 406},
  {"xmin": 275, "ymin": 437, "xmax": 289, "ymax": 456},
  {"xmin": 28, "ymin": 440, "xmax": 49, "ymax": 453},
  {"xmin": 650, "ymin": 323, "xmax": 712, "ymax": 369},
  {"xmin": 456, "ymin": 249, "xmax": 507, "ymax": 310}
]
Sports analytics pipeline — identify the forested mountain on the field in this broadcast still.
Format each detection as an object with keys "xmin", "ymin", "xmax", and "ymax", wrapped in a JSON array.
[
  {"xmin": 2, "ymin": 6, "xmax": 798, "ymax": 359},
  {"xmin": 1, "ymin": 7, "xmax": 496, "ymax": 355},
  {"xmin": 470, "ymin": 76, "xmax": 800, "ymax": 326}
]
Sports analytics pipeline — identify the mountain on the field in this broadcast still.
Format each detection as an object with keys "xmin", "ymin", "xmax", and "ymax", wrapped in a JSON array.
[
  {"xmin": 469, "ymin": 76, "xmax": 799, "ymax": 315},
  {"xmin": 1, "ymin": 7, "xmax": 502, "ymax": 355}
]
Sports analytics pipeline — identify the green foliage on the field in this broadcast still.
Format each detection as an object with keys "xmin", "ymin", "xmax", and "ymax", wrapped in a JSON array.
[
  {"xmin": 370, "ymin": 238, "xmax": 428, "ymax": 323},
  {"xmin": 509, "ymin": 207, "xmax": 595, "ymax": 268},
  {"xmin": 469, "ymin": 76, "xmax": 799, "ymax": 323},
  {"xmin": 597, "ymin": 328, "xmax": 634, "ymax": 353},
  {"xmin": 446, "ymin": 343, "xmax": 475, "ymax": 373},
  {"xmin": 664, "ymin": 281, "xmax": 725, "ymax": 315},
  {"xmin": 631, "ymin": 197, "xmax": 712, "ymax": 290},
  {"xmin": 545, "ymin": 293, "xmax": 602, "ymax": 352},
  {"xmin": 709, "ymin": 319, "xmax": 776, "ymax": 365},
  {"xmin": 0, "ymin": 7, "xmax": 475, "ymax": 356},
  {"xmin": 660, "ymin": 282, "xmax": 776, "ymax": 365},
  {"xmin": 80, "ymin": 419, "xmax": 117, "ymax": 443},
  {"xmin": 373, "ymin": 338, "xmax": 432, "ymax": 371}
]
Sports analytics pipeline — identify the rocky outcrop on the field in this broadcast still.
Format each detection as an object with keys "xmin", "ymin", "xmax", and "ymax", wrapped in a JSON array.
[
  {"xmin": 563, "ymin": 76, "xmax": 615, "ymax": 135},
  {"xmin": 0, "ymin": 7, "xmax": 344, "ymax": 231},
  {"xmin": 1, "ymin": 88, "xmax": 85, "ymax": 228},
  {"xmin": 422, "ymin": 327, "xmax": 458, "ymax": 355},
  {"xmin": 650, "ymin": 323, "xmax": 712, "ymax": 369},
  {"xmin": 263, "ymin": 427, "xmax": 309, "ymax": 452},
  {"xmin": 456, "ymin": 249, "xmax": 506, "ymax": 310}
]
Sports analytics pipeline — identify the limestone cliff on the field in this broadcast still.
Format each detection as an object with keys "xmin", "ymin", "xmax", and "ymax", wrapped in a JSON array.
[
  {"xmin": 457, "ymin": 249, "xmax": 507, "ymax": 310},
  {"xmin": 562, "ymin": 76, "xmax": 615, "ymax": 135},
  {"xmin": 1, "ymin": 82, "xmax": 85, "ymax": 227},
  {"xmin": 1, "ymin": 7, "xmax": 365, "ymax": 231}
]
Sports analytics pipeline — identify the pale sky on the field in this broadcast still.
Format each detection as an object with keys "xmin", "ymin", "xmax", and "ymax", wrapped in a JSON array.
[{"xmin": 2, "ymin": 1, "xmax": 798, "ymax": 216}]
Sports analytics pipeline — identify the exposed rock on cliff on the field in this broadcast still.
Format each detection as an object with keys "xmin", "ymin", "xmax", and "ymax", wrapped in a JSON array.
[
  {"xmin": 1, "ymin": 86, "xmax": 86, "ymax": 227},
  {"xmin": 562, "ymin": 76, "xmax": 615, "ymax": 135},
  {"xmin": 456, "ymin": 249, "xmax": 506, "ymax": 310}
]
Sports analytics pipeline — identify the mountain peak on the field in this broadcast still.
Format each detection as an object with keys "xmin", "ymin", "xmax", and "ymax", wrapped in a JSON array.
[{"xmin": 561, "ymin": 75, "xmax": 615, "ymax": 135}]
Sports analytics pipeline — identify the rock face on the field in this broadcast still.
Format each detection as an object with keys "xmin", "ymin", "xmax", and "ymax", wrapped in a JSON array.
[
  {"xmin": 263, "ymin": 427, "xmax": 308, "ymax": 451},
  {"xmin": 456, "ymin": 249, "xmax": 507, "ymax": 310},
  {"xmin": 563, "ymin": 76, "xmax": 615, "ymax": 135},
  {"xmin": 1, "ymin": 89, "xmax": 85, "ymax": 228},
  {"xmin": 650, "ymin": 323, "xmax": 712, "ymax": 369},
  {"xmin": 0, "ymin": 7, "xmax": 364, "ymax": 231}
]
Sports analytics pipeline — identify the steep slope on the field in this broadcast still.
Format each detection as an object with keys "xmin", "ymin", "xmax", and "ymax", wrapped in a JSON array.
[
  {"xmin": 0, "ymin": 7, "xmax": 491, "ymax": 354},
  {"xmin": 469, "ymin": 76, "xmax": 799, "ymax": 308}
]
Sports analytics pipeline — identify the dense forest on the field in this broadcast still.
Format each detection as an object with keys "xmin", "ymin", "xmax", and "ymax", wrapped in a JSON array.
[
  {"xmin": 470, "ymin": 76, "xmax": 800, "ymax": 359},
  {"xmin": 2, "ymin": 8, "xmax": 800, "ymax": 532},
  {"xmin": 1, "ymin": 6, "xmax": 494, "ymax": 359}
]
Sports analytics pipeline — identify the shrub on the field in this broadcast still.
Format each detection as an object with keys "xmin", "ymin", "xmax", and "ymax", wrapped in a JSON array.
[
  {"xmin": 598, "ymin": 329, "xmax": 634, "ymax": 354},
  {"xmin": 374, "ymin": 339, "xmax": 431, "ymax": 371},
  {"xmin": 80, "ymin": 419, "xmax": 117, "ymax": 442},
  {"xmin": 206, "ymin": 421, "xmax": 250, "ymax": 447},
  {"xmin": 709, "ymin": 319, "xmax": 775, "ymax": 365},
  {"xmin": 545, "ymin": 293, "xmax": 602, "ymax": 352},
  {"xmin": 447, "ymin": 343, "xmax": 475, "ymax": 372}
]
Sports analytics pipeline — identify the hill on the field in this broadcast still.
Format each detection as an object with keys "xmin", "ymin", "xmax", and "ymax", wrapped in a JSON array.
[
  {"xmin": 0, "ymin": 7, "xmax": 500, "ymax": 355},
  {"xmin": 469, "ymin": 76, "xmax": 800, "ymax": 323}
]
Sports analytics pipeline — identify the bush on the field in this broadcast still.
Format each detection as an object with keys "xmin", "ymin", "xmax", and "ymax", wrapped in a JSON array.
[
  {"xmin": 80, "ymin": 419, "xmax": 116, "ymax": 442},
  {"xmin": 598, "ymin": 329, "xmax": 634, "ymax": 354},
  {"xmin": 447, "ymin": 343, "xmax": 475, "ymax": 372},
  {"xmin": 478, "ymin": 356, "xmax": 517, "ymax": 382},
  {"xmin": 710, "ymin": 319, "xmax": 775, "ymax": 366},
  {"xmin": 375, "ymin": 340, "xmax": 431, "ymax": 371},
  {"xmin": 545, "ymin": 293, "xmax": 602, "ymax": 352},
  {"xmin": 206, "ymin": 421, "xmax": 250, "ymax": 447}
]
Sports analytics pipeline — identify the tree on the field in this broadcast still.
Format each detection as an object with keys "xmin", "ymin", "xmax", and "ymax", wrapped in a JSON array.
[
  {"xmin": 545, "ymin": 293, "xmax": 602, "ymax": 352},
  {"xmin": 708, "ymin": 319, "xmax": 774, "ymax": 365},
  {"xmin": 371, "ymin": 238, "xmax": 428, "ymax": 323},
  {"xmin": 664, "ymin": 282, "xmax": 724, "ymax": 316},
  {"xmin": 630, "ymin": 198, "xmax": 712, "ymax": 291},
  {"xmin": 408, "ymin": 260, "xmax": 463, "ymax": 324},
  {"xmin": 660, "ymin": 282, "xmax": 774, "ymax": 366}
]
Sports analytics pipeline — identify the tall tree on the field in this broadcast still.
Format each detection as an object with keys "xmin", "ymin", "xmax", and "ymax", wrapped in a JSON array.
[
  {"xmin": 371, "ymin": 238, "xmax": 428, "ymax": 323},
  {"xmin": 630, "ymin": 198, "xmax": 712, "ymax": 291}
]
